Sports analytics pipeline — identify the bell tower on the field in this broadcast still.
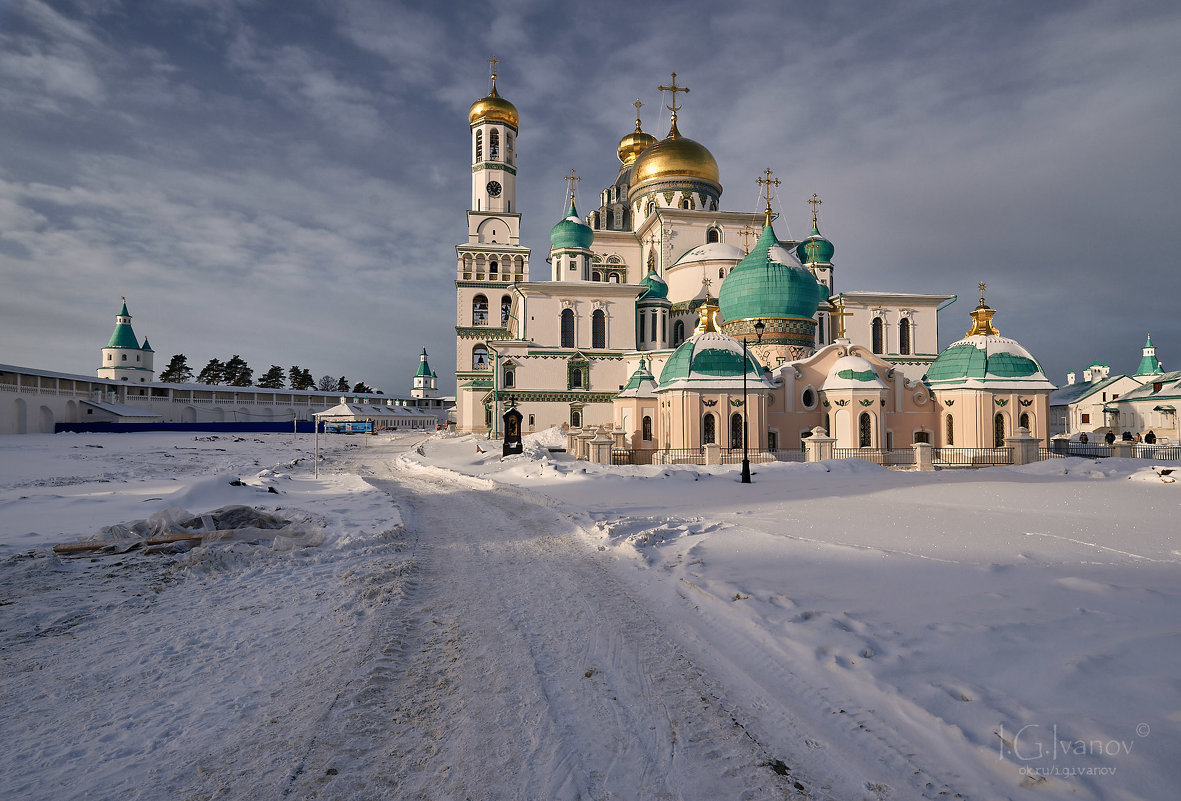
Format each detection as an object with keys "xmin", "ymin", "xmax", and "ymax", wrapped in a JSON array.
[
  {"xmin": 469, "ymin": 57, "xmax": 517, "ymax": 214},
  {"xmin": 455, "ymin": 60, "xmax": 532, "ymax": 432}
]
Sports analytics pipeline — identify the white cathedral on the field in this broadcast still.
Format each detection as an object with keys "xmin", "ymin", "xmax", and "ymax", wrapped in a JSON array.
[{"xmin": 454, "ymin": 69, "xmax": 1055, "ymax": 450}]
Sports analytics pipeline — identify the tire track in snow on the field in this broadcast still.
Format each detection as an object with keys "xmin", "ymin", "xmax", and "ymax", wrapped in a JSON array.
[{"xmin": 288, "ymin": 458, "xmax": 808, "ymax": 800}]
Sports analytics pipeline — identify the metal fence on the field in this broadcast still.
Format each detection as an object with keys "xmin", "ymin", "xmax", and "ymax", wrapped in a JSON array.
[
  {"xmin": 610, "ymin": 448, "xmax": 659, "ymax": 466},
  {"xmin": 1051, "ymin": 443, "xmax": 1113, "ymax": 458},
  {"xmin": 832, "ymin": 448, "xmax": 916, "ymax": 467},
  {"xmin": 770, "ymin": 448, "xmax": 807, "ymax": 463},
  {"xmin": 933, "ymin": 447, "xmax": 1013, "ymax": 467},
  {"xmin": 1130, "ymin": 444, "xmax": 1181, "ymax": 460}
]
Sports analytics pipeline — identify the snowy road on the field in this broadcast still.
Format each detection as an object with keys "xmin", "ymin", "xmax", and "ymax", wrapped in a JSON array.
[{"xmin": 289, "ymin": 455, "xmax": 808, "ymax": 800}]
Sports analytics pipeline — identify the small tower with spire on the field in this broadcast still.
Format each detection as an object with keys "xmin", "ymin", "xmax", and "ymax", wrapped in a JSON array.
[
  {"xmin": 412, "ymin": 347, "xmax": 439, "ymax": 398},
  {"xmin": 1134, "ymin": 334, "xmax": 1164, "ymax": 377},
  {"xmin": 97, "ymin": 298, "xmax": 155, "ymax": 383},
  {"xmin": 548, "ymin": 170, "xmax": 595, "ymax": 281}
]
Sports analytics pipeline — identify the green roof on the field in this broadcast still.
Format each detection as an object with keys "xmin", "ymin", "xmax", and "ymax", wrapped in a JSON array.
[
  {"xmin": 106, "ymin": 322, "xmax": 141, "ymax": 349},
  {"xmin": 621, "ymin": 358, "xmax": 656, "ymax": 391},
  {"xmin": 415, "ymin": 348, "xmax": 433, "ymax": 378},
  {"xmin": 638, "ymin": 268, "xmax": 668, "ymax": 301},
  {"xmin": 658, "ymin": 332, "xmax": 764, "ymax": 385},
  {"xmin": 550, "ymin": 199, "xmax": 593, "ymax": 250},
  {"xmin": 795, "ymin": 223, "xmax": 834, "ymax": 265},
  {"xmin": 717, "ymin": 223, "xmax": 826, "ymax": 323},
  {"xmin": 925, "ymin": 337, "xmax": 1048, "ymax": 385}
]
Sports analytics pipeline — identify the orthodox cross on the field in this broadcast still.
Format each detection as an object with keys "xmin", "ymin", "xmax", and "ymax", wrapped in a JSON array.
[
  {"xmin": 830, "ymin": 295, "xmax": 852, "ymax": 339},
  {"xmin": 739, "ymin": 224, "xmax": 758, "ymax": 253},
  {"xmin": 978, "ymin": 282, "xmax": 987, "ymax": 305},
  {"xmin": 756, "ymin": 168, "xmax": 780, "ymax": 223},
  {"xmin": 488, "ymin": 55, "xmax": 500, "ymax": 88},
  {"xmin": 658, "ymin": 73, "xmax": 689, "ymax": 131},
  {"xmin": 564, "ymin": 169, "xmax": 581, "ymax": 201},
  {"xmin": 633, "ymin": 98, "xmax": 644, "ymax": 127},
  {"xmin": 808, "ymin": 193, "xmax": 822, "ymax": 226}
]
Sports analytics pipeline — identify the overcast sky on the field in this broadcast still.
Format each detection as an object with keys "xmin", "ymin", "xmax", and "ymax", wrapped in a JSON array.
[{"xmin": 2, "ymin": 0, "xmax": 1178, "ymax": 394}]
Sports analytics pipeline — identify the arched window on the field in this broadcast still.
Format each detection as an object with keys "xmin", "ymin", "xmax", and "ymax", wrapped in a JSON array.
[
  {"xmin": 474, "ymin": 130, "xmax": 482, "ymax": 162},
  {"xmin": 661, "ymin": 311, "xmax": 666, "ymax": 342},
  {"xmin": 489, "ymin": 129, "xmax": 500, "ymax": 160},
  {"xmin": 472, "ymin": 344, "xmax": 489, "ymax": 369},
  {"xmin": 489, "ymin": 258, "xmax": 498, "ymax": 277},
  {"xmin": 682, "ymin": 198, "xmax": 691, "ymax": 209},
  {"xmin": 591, "ymin": 271, "xmax": 602, "ymax": 282},
  {"xmin": 560, "ymin": 308, "xmax": 575, "ymax": 348},
  {"xmin": 872, "ymin": 317, "xmax": 885, "ymax": 354},
  {"xmin": 472, "ymin": 294, "xmax": 488, "ymax": 326},
  {"xmin": 642, "ymin": 415, "xmax": 653, "ymax": 441},
  {"xmin": 817, "ymin": 315, "xmax": 826, "ymax": 345},
  {"xmin": 501, "ymin": 295, "xmax": 511, "ymax": 325},
  {"xmin": 1020, "ymin": 412, "xmax": 1031, "ymax": 431},
  {"xmin": 994, "ymin": 413, "xmax": 1006, "ymax": 447},
  {"xmin": 824, "ymin": 413, "xmax": 830, "ymax": 436},
  {"xmin": 638, "ymin": 311, "xmax": 646, "ymax": 343},
  {"xmin": 945, "ymin": 414, "xmax": 954, "ymax": 446},
  {"xmin": 730, "ymin": 412, "xmax": 743, "ymax": 449},
  {"xmin": 503, "ymin": 368, "xmax": 515, "ymax": 388},
  {"xmin": 592, "ymin": 309, "xmax": 606, "ymax": 349},
  {"xmin": 702, "ymin": 413, "xmax": 716, "ymax": 445},
  {"xmin": 768, "ymin": 430, "xmax": 778, "ymax": 451},
  {"xmin": 899, "ymin": 318, "xmax": 911, "ymax": 355},
  {"xmin": 719, "ymin": 267, "xmax": 724, "ymax": 279},
  {"xmin": 505, "ymin": 132, "xmax": 513, "ymax": 162},
  {"xmin": 673, "ymin": 319, "xmax": 685, "ymax": 346},
  {"xmin": 571, "ymin": 409, "xmax": 582, "ymax": 428},
  {"xmin": 706, "ymin": 227, "xmax": 720, "ymax": 244},
  {"xmin": 605, "ymin": 209, "xmax": 614, "ymax": 228},
  {"xmin": 859, "ymin": 412, "xmax": 872, "ymax": 447},
  {"xmin": 646, "ymin": 201, "xmax": 656, "ymax": 215}
]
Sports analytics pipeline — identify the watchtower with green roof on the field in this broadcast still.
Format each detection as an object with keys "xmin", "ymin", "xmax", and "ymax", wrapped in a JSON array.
[
  {"xmin": 96, "ymin": 298, "xmax": 155, "ymax": 383},
  {"xmin": 412, "ymin": 347, "xmax": 439, "ymax": 399}
]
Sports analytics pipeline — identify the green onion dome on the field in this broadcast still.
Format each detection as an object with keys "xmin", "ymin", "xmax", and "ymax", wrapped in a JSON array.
[
  {"xmin": 718, "ymin": 223, "xmax": 827, "ymax": 325},
  {"xmin": 550, "ymin": 199, "xmax": 594, "ymax": 250},
  {"xmin": 638, "ymin": 267, "xmax": 668, "ymax": 301},
  {"xmin": 795, "ymin": 222, "xmax": 835, "ymax": 265}
]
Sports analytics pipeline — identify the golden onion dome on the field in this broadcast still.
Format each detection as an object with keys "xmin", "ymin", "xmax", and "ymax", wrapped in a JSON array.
[
  {"xmin": 468, "ymin": 78, "xmax": 519, "ymax": 129},
  {"xmin": 617, "ymin": 120, "xmax": 658, "ymax": 165},
  {"xmin": 631, "ymin": 116, "xmax": 719, "ymax": 186}
]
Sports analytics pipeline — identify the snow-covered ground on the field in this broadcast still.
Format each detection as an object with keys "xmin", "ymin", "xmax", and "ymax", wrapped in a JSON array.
[{"xmin": 1, "ymin": 430, "xmax": 1177, "ymax": 800}]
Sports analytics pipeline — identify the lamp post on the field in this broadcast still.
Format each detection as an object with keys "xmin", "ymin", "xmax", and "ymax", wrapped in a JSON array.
[{"xmin": 741, "ymin": 319, "xmax": 766, "ymax": 483}]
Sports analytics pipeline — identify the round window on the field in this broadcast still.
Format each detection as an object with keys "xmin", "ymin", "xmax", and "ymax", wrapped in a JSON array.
[{"xmin": 802, "ymin": 388, "xmax": 816, "ymax": 408}]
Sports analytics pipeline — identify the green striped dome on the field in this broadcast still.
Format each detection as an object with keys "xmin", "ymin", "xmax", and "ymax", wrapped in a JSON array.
[
  {"xmin": 658, "ymin": 331, "xmax": 764, "ymax": 386},
  {"xmin": 795, "ymin": 223, "xmax": 834, "ymax": 264},
  {"xmin": 718, "ymin": 223, "xmax": 827, "ymax": 323},
  {"xmin": 550, "ymin": 199, "xmax": 593, "ymax": 250},
  {"xmin": 925, "ymin": 335, "xmax": 1051, "ymax": 387}
]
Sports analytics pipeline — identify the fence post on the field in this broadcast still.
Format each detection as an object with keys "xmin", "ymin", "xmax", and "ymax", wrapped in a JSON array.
[
  {"xmin": 912, "ymin": 441, "xmax": 934, "ymax": 471},
  {"xmin": 804, "ymin": 426, "xmax": 835, "ymax": 462},
  {"xmin": 566, "ymin": 427, "xmax": 581, "ymax": 455},
  {"xmin": 576, "ymin": 429, "xmax": 597, "ymax": 460},
  {"xmin": 589, "ymin": 430, "xmax": 613, "ymax": 464},
  {"xmin": 1005, "ymin": 427, "xmax": 1038, "ymax": 465},
  {"xmin": 1111, "ymin": 441, "xmax": 1133, "ymax": 458},
  {"xmin": 704, "ymin": 443, "xmax": 721, "ymax": 465}
]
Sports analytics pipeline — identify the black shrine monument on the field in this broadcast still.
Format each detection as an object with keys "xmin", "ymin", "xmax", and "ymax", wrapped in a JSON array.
[{"xmin": 502, "ymin": 397, "xmax": 523, "ymax": 456}]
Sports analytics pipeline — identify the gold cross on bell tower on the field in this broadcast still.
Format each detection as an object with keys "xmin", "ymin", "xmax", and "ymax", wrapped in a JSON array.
[
  {"xmin": 808, "ymin": 193, "xmax": 822, "ymax": 227},
  {"xmin": 563, "ymin": 168, "xmax": 581, "ymax": 202},
  {"xmin": 657, "ymin": 73, "xmax": 689, "ymax": 135},
  {"xmin": 488, "ymin": 55, "xmax": 500, "ymax": 90},
  {"xmin": 756, "ymin": 168, "xmax": 781, "ymax": 226}
]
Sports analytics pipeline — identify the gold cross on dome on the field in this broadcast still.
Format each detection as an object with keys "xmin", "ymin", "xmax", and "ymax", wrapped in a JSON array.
[
  {"xmin": 564, "ymin": 168, "xmax": 581, "ymax": 201},
  {"xmin": 978, "ymin": 282, "xmax": 987, "ymax": 305},
  {"xmin": 657, "ymin": 72, "xmax": 690, "ymax": 115},
  {"xmin": 808, "ymin": 193, "xmax": 822, "ymax": 226},
  {"xmin": 739, "ymin": 224, "xmax": 758, "ymax": 254},
  {"xmin": 756, "ymin": 168, "xmax": 781, "ymax": 223},
  {"xmin": 488, "ymin": 55, "xmax": 500, "ymax": 74}
]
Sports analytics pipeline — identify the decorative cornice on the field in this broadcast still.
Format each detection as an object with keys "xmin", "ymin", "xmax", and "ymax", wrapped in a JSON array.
[
  {"xmin": 456, "ymin": 326, "xmax": 512, "ymax": 340},
  {"xmin": 491, "ymin": 390, "xmax": 617, "ymax": 404},
  {"xmin": 471, "ymin": 163, "xmax": 517, "ymax": 175}
]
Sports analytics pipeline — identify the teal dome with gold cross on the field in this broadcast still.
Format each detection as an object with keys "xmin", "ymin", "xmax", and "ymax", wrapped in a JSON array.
[
  {"xmin": 550, "ymin": 198, "xmax": 594, "ymax": 251},
  {"xmin": 718, "ymin": 221, "xmax": 828, "ymax": 346}
]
